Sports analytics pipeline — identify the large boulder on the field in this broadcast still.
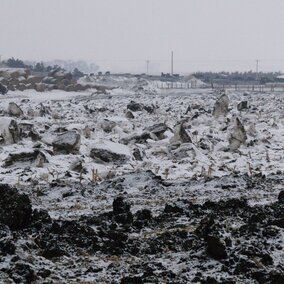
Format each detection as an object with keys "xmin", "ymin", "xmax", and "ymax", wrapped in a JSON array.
[
  {"xmin": 52, "ymin": 131, "xmax": 81, "ymax": 154},
  {"xmin": 147, "ymin": 123, "xmax": 168, "ymax": 140},
  {"xmin": 213, "ymin": 94, "xmax": 229, "ymax": 118},
  {"xmin": 0, "ymin": 184, "xmax": 32, "ymax": 230},
  {"xmin": 0, "ymin": 117, "xmax": 21, "ymax": 144},
  {"xmin": 90, "ymin": 141, "xmax": 130, "ymax": 164},
  {"xmin": 170, "ymin": 121, "xmax": 191, "ymax": 145},
  {"xmin": 229, "ymin": 117, "xmax": 247, "ymax": 150},
  {"xmin": 8, "ymin": 102, "xmax": 23, "ymax": 117}
]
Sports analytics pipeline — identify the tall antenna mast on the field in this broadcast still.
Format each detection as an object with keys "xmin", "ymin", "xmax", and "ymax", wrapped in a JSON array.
[
  {"xmin": 171, "ymin": 51, "xmax": 174, "ymax": 76},
  {"xmin": 256, "ymin": 59, "xmax": 259, "ymax": 81},
  {"xmin": 146, "ymin": 59, "xmax": 149, "ymax": 75}
]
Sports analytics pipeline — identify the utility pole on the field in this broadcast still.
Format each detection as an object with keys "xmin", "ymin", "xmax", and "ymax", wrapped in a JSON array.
[
  {"xmin": 171, "ymin": 51, "xmax": 174, "ymax": 76},
  {"xmin": 146, "ymin": 59, "xmax": 149, "ymax": 75}
]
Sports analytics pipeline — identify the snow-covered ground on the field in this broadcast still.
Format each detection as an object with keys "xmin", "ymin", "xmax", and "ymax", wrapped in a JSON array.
[
  {"xmin": 0, "ymin": 85, "xmax": 283, "ymax": 186},
  {"xmin": 0, "ymin": 81, "xmax": 284, "ymax": 283}
]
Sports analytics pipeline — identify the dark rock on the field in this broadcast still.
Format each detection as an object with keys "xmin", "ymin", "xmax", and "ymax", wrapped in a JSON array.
[
  {"xmin": 0, "ymin": 224, "xmax": 15, "ymax": 255},
  {"xmin": 113, "ymin": 196, "xmax": 131, "ymax": 214},
  {"xmin": 125, "ymin": 111, "xmax": 134, "ymax": 119},
  {"xmin": 147, "ymin": 123, "xmax": 168, "ymax": 140},
  {"xmin": 10, "ymin": 262, "xmax": 37, "ymax": 283},
  {"xmin": 0, "ymin": 83, "xmax": 8, "ymax": 95},
  {"xmin": 143, "ymin": 105, "xmax": 155, "ymax": 114},
  {"xmin": 127, "ymin": 101, "xmax": 144, "ymax": 112},
  {"xmin": 3, "ymin": 150, "xmax": 40, "ymax": 167},
  {"xmin": 237, "ymin": 101, "xmax": 248, "ymax": 111},
  {"xmin": 278, "ymin": 190, "xmax": 284, "ymax": 202},
  {"xmin": 133, "ymin": 148, "xmax": 143, "ymax": 161},
  {"xmin": 52, "ymin": 131, "xmax": 81, "ymax": 154},
  {"xmin": 120, "ymin": 132, "xmax": 151, "ymax": 145},
  {"xmin": 164, "ymin": 203, "xmax": 184, "ymax": 214},
  {"xmin": 135, "ymin": 209, "xmax": 152, "ymax": 221},
  {"xmin": 271, "ymin": 218, "xmax": 284, "ymax": 228},
  {"xmin": 185, "ymin": 104, "xmax": 191, "ymax": 114},
  {"xmin": 120, "ymin": 275, "xmax": 143, "ymax": 284},
  {"xmin": 206, "ymin": 235, "xmax": 228, "ymax": 260},
  {"xmin": 90, "ymin": 147, "xmax": 128, "ymax": 164},
  {"xmin": 0, "ymin": 184, "xmax": 32, "ymax": 230}
]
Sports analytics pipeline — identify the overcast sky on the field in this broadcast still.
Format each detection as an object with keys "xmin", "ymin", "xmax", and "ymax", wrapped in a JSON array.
[{"xmin": 1, "ymin": 0, "xmax": 284, "ymax": 74}]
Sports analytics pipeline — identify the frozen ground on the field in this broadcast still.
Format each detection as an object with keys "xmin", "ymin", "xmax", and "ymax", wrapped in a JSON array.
[{"xmin": 0, "ymin": 82, "xmax": 284, "ymax": 283}]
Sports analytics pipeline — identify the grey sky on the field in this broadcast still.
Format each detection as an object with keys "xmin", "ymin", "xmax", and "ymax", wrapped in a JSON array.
[{"xmin": 1, "ymin": 0, "xmax": 284, "ymax": 74}]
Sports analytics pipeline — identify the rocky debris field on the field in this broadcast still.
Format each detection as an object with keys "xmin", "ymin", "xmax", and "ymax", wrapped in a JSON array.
[
  {"xmin": 0, "ymin": 82, "xmax": 283, "ymax": 283},
  {"xmin": 0, "ymin": 68, "xmax": 92, "ymax": 93},
  {"xmin": 0, "ymin": 171, "xmax": 284, "ymax": 283}
]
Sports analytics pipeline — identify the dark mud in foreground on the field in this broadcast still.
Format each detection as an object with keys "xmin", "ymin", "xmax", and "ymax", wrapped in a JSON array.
[{"xmin": 0, "ymin": 173, "xmax": 284, "ymax": 283}]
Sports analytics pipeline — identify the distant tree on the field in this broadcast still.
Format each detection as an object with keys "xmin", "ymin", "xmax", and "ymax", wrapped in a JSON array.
[
  {"xmin": 34, "ymin": 62, "xmax": 45, "ymax": 72},
  {"xmin": 72, "ymin": 68, "xmax": 84, "ymax": 79},
  {"xmin": 5, "ymin": 57, "xmax": 29, "ymax": 68}
]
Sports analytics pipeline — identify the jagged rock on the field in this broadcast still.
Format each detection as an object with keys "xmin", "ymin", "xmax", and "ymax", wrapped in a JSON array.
[
  {"xmin": 120, "ymin": 132, "xmax": 151, "ymax": 145},
  {"xmin": 0, "ymin": 83, "xmax": 8, "ymax": 95},
  {"xmin": 206, "ymin": 235, "xmax": 228, "ymax": 260},
  {"xmin": 125, "ymin": 111, "xmax": 134, "ymax": 119},
  {"xmin": 237, "ymin": 100, "xmax": 248, "ymax": 111},
  {"xmin": 18, "ymin": 122, "xmax": 33, "ymax": 138},
  {"xmin": 70, "ymin": 159, "xmax": 84, "ymax": 173},
  {"xmin": 133, "ymin": 148, "xmax": 143, "ymax": 161},
  {"xmin": 185, "ymin": 104, "xmax": 191, "ymax": 114},
  {"xmin": 143, "ymin": 105, "xmax": 155, "ymax": 114},
  {"xmin": 147, "ymin": 123, "xmax": 168, "ymax": 140},
  {"xmin": 127, "ymin": 101, "xmax": 144, "ymax": 112},
  {"xmin": 171, "ymin": 143, "xmax": 196, "ymax": 160},
  {"xmin": 90, "ymin": 147, "xmax": 129, "ymax": 164},
  {"xmin": 0, "ymin": 118, "xmax": 21, "ymax": 144},
  {"xmin": 52, "ymin": 131, "xmax": 81, "ymax": 154},
  {"xmin": 0, "ymin": 185, "xmax": 32, "ymax": 230},
  {"xmin": 229, "ymin": 117, "xmax": 247, "ymax": 150},
  {"xmin": 170, "ymin": 121, "xmax": 192, "ymax": 145},
  {"xmin": 213, "ymin": 94, "xmax": 229, "ymax": 118},
  {"xmin": 83, "ymin": 125, "xmax": 92, "ymax": 138},
  {"xmin": 247, "ymin": 123, "xmax": 257, "ymax": 137},
  {"xmin": 35, "ymin": 151, "xmax": 48, "ymax": 167},
  {"xmin": 100, "ymin": 119, "xmax": 116, "ymax": 133},
  {"xmin": 3, "ymin": 150, "xmax": 40, "ymax": 167},
  {"xmin": 8, "ymin": 102, "xmax": 23, "ymax": 117},
  {"xmin": 39, "ymin": 103, "xmax": 51, "ymax": 117}
]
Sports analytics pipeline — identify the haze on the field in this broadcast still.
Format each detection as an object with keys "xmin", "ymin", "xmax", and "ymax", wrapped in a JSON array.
[{"xmin": 1, "ymin": 0, "xmax": 284, "ymax": 74}]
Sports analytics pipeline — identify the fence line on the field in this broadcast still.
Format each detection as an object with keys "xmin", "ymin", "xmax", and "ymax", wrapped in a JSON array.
[{"xmin": 156, "ymin": 82, "xmax": 284, "ymax": 93}]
